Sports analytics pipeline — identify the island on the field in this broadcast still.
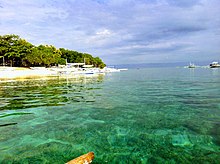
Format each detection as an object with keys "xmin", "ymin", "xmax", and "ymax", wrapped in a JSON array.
[{"xmin": 0, "ymin": 34, "xmax": 107, "ymax": 78}]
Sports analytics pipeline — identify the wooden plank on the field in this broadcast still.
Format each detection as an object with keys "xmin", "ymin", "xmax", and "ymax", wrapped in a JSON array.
[{"xmin": 66, "ymin": 152, "xmax": 94, "ymax": 164}]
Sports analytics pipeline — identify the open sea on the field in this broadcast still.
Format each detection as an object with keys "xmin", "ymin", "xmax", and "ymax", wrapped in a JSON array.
[{"xmin": 0, "ymin": 67, "xmax": 220, "ymax": 163}]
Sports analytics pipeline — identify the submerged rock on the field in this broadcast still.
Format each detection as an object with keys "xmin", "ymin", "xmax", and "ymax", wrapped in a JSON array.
[{"xmin": 172, "ymin": 134, "xmax": 193, "ymax": 147}]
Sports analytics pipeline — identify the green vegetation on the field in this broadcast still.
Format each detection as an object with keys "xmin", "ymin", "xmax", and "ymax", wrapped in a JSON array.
[{"xmin": 0, "ymin": 34, "xmax": 106, "ymax": 68}]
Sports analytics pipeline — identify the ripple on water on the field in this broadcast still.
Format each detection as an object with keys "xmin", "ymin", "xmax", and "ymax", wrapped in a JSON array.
[{"xmin": 0, "ymin": 69, "xmax": 220, "ymax": 163}]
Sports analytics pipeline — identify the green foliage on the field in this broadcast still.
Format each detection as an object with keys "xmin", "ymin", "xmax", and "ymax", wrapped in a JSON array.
[
  {"xmin": 59, "ymin": 48, "xmax": 106, "ymax": 68},
  {"xmin": 24, "ymin": 45, "xmax": 62, "ymax": 67},
  {"xmin": 0, "ymin": 34, "xmax": 106, "ymax": 68},
  {"xmin": 0, "ymin": 34, "xmax": 34, "ymax": 66},
  {"xmin": 93, "ymin": 57, "xmax": 106, "ymax": 69}
]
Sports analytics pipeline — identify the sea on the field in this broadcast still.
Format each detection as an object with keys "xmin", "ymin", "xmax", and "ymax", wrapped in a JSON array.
[{"xmin": 0, "ymin": 67, "xmax": 220, "ymax": 163}]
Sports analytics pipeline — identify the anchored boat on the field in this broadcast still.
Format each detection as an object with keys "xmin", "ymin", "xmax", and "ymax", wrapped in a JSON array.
[
  {"xmin": 210, "ymin": 61, "xmax": 220, "ymax": 68},
  {"xmin": 188, "ymin": 63, "xmax": 196, "ymax": 68}
]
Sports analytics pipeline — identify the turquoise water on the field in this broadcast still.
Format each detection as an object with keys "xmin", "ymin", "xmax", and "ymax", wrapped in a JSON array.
[{"xmin": 0, "ymin": 68, "xmax": 220, "ymax": 163}]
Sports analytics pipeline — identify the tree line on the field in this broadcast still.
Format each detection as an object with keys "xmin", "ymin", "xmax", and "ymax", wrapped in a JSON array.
[{"xmin": 0, "ymin": 34, "xmax": 106, "ymax": 68}]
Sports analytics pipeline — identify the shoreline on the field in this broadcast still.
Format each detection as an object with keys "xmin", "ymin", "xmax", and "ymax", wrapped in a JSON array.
[
  {"xmin": 0, "ymin": 67, "xmax": 58, "ymax": 79},
  {"xmin": 0, "ymin": 66, "xmax": 103, "ymax": 80},
  {"xmin": 0, "ymin": 66, "xmax": 125, "ymax": 80}
]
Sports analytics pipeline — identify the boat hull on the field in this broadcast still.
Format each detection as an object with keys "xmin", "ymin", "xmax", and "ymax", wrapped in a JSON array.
[
  {"xmin": 210, "ymin": 62, "xmax": 220, "ymax": 68},
  {"xmin": 66, "ymin": 152, "xmax": 94, "ymax": 164},
  {"xmin": 210, "ymin": 65, "xmax": 220, "ymax": 68}
]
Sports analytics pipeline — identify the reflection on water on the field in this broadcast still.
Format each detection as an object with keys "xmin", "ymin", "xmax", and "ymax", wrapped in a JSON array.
[
  {"xmin": 0, "ymin": 75, "xmax": 104, "ymax": 111},
  {"xmin": 0, "ymin": 68, "xmax": 220, "ymax": 163}
]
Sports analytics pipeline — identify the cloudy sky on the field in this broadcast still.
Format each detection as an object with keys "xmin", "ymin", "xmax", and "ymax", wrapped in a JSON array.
[{"xmin": 0, "ymin": 0, "xmax": 219, "ymax": 65}]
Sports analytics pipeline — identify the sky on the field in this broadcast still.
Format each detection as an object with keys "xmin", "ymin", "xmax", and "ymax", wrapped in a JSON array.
[{"xmin": 0, "ymin": 0, "xmax": 219, "ymax": 65}]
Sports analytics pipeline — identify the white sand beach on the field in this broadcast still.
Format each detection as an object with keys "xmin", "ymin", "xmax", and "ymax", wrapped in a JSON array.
[
  {"xmin": 0, "ymin": 67, "xmax": 107, "ymax": 79},
  {"xmin": 0, "ymin": 67, "xmax": 57, "ymax": 79}
]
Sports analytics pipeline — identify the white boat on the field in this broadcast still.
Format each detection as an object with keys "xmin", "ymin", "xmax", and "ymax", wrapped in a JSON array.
[
  {"xmin": 101, "ymin": 67, "xmax": 120, "ymax": 73},
  {"xmin": 76, "ymin": 68, "xmax": 103, "ymax": 75},
  {"xmin": 210, "ymin": 61, "xmax": 220, "ymax": 68},
  {"xmin": 118, "ymin": 68, "xmax": 128, "ymax": 71},
  {"xmin": 188, "ymin": 63, "xmax": 196, "ymax": 68},
  {"xmin": 54, "ymin": 67, "xmax": 103, "ymax": 77}
]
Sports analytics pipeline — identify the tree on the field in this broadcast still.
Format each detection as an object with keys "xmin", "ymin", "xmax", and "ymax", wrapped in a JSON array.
[
  {"xmin": 0, "ymin": 34, "xmax": 106, "ymax": 68},
  {"xmin": 0, "ymin": 34, "xmax": 33, "ymax": 66},
  {"xmin": 93, "ymin": 57, "xmax": 106, "ymax": 68},
  {"xmin": 25, "ymin": 45, "xmax": 62, "ymax": 67},
  {"xmin": 59, "ymin": 48, "xmax": 106, "ymax": 68}
]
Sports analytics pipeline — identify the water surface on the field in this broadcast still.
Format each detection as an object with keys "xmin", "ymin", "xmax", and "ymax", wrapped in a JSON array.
[{"xmin": 0, "ymin": 68, "xmax": 220, "ymax": 163}]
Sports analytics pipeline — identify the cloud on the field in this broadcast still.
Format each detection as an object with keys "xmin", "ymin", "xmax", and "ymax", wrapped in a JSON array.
[
  {"xmin": 167, "ymin": 0, "xmax": 201, "ymax": 8},
  {"xmin": 0, "ymin": 0, "xmax": 219, "ymax": 64},
  {"xmin": 96, "ymin": 29, "xmax": 111, "ymax": 36}
]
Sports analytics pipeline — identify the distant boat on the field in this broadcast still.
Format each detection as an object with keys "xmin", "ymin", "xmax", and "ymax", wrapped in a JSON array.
[
  {"xmin": 102, "ymin": 67, "xmax": 120, "ymax": 72},
  {"xmin": 188, "ymin": 63, "xmax": 196, "ymax": 68},
  {"xmin": 118, "ymin": 68, "xmax": 128, "ymax": 71},
  {"xmin": 210, "ymin": 62, "xmax": 220, "ymax": 68}
]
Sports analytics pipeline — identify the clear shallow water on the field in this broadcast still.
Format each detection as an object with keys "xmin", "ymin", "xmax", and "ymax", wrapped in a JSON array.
[{"xmin": 0, "ymin": 68, "xmax": 220, "ymax": 163}]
